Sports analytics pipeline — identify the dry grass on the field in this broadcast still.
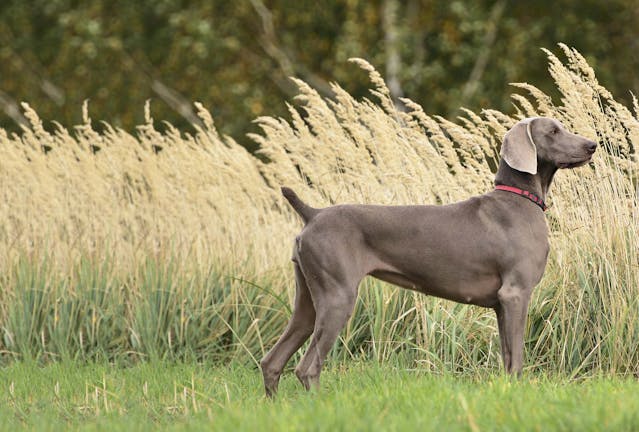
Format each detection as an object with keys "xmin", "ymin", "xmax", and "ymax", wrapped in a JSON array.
[{"xmin": 0, "ymin": 45, "xmax": 636, "ymax": 373}]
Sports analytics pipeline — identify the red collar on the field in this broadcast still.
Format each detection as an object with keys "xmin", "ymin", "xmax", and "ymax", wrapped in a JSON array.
[{"xmin": 494, "ymin": 185, "xmax": 547, "ymax": 211}]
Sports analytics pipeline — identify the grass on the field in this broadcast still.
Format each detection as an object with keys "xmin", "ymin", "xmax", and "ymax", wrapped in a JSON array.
[
  {"xmin": 1, "ymin": 260, "xmax": 637, "ymax": 377},
  {"xmin": 1, "ymin": 362, "xmax": 638, "ymax": 431}
]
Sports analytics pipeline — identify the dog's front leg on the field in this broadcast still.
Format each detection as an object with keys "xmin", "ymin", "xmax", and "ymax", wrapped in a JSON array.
[{"xmin": 496, "ymin": 283, "xmax": 532, "ymax": 376}]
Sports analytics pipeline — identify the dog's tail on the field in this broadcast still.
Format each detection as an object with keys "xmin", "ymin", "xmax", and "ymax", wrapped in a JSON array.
[{"xmin": 281, "ymin": 187, "xmax": 320, "ymax": 224}]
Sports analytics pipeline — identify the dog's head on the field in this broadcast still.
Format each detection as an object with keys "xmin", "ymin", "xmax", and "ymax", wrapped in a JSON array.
[{"xmin": 501, "ymin": 117, "xmax": 597, "ymax": 174}]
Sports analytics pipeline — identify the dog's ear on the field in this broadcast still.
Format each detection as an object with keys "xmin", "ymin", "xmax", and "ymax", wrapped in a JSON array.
[{"xmin": 501, "ymin": 118, "xmax": 538, "ymax": 175}]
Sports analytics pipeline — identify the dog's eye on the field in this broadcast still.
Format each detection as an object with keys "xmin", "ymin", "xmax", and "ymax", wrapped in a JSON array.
[{"xmin": 551, "ymin": 128, "xmax": 559, "ymax": 135}]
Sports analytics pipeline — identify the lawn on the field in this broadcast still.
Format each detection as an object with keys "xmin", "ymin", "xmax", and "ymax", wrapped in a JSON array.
[{"xmin": 1, "ymin": 362, "xmax": 638, "ymax": 431}]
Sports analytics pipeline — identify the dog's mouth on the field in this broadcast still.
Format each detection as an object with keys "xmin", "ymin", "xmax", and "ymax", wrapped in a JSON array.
[{"xmin": 558, "ymin": 155, "xmax": 593, "ymax": 169}]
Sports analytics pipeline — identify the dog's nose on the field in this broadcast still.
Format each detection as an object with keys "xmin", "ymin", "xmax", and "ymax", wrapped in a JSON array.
[{"xmin": 587, "ymin": 141, "xmax": 598, "ymax": 154}]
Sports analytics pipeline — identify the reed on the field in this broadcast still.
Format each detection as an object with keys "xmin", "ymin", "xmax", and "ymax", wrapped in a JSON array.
[{"xmin": 0, "ymin": 45, "xmax": 636, "ymax": 374}]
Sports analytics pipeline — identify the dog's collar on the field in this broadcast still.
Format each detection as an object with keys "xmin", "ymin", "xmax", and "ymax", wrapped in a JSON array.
[{"xmin": 494, "ymin": 185, "xmax": 547, "ymax": 211}]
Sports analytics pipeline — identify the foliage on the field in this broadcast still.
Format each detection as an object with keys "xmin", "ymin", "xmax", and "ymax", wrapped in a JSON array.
[{"xmin": 1, "ymin": 0, "xmax": 638, "ymax": 146}]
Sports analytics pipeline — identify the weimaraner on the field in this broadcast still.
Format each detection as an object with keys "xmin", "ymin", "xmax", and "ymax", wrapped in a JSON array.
[{"xmin": 261, "ymin": 117, "xmax": 597, "ymax": 396}]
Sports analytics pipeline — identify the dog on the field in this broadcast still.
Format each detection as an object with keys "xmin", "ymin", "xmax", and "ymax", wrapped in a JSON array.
[{"xmin": 261, "ymin": 117, "xmax": 597, "ymax": 396}]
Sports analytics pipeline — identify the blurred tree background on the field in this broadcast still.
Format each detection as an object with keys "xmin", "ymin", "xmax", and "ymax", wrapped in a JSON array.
[{"xmin": 1, "ymin": 0, "xmax": 637, "ymax": 149}]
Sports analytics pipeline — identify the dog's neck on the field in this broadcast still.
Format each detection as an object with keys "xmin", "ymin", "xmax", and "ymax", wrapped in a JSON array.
[{"xmin": 494, "ymin": 159, "xmax": 557, "ymax": 202}]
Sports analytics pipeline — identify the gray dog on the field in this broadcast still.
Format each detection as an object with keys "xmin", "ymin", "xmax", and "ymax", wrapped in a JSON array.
[{"xmin": 261, "ymin": 117, "xmax": 597, "ymax": 396}]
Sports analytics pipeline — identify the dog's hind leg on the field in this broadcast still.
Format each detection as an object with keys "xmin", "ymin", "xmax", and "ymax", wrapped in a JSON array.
[
  {"xmin": 260, "ymin": 263, "xmax": 316, "ymax": 397},
  {"xmin": 294, "ymin": 276, "xmax": 358, "ymax": 391}
]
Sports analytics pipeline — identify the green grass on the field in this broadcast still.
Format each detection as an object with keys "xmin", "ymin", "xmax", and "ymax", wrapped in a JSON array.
[
  {"xmin": 2, "ymin": 258, "xmax": 638, "ymax": 377},
  {"xmin": 1, "ymin": 362, "xmax": 638, "ymax": 431}
]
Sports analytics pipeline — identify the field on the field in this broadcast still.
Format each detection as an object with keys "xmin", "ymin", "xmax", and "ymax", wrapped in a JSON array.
[
  {"xmin": 2, "ymin": 362, "xmax": 639, "ymax": 431},
  {"xmin": 0, "ymin": 45, "xmax": 637, "ymax": 429}
]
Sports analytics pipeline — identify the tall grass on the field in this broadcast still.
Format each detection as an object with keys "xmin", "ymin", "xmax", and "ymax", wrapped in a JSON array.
[{"xmin": 0, "ymin": 45, "xmax": 637, "ymax": 374}]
